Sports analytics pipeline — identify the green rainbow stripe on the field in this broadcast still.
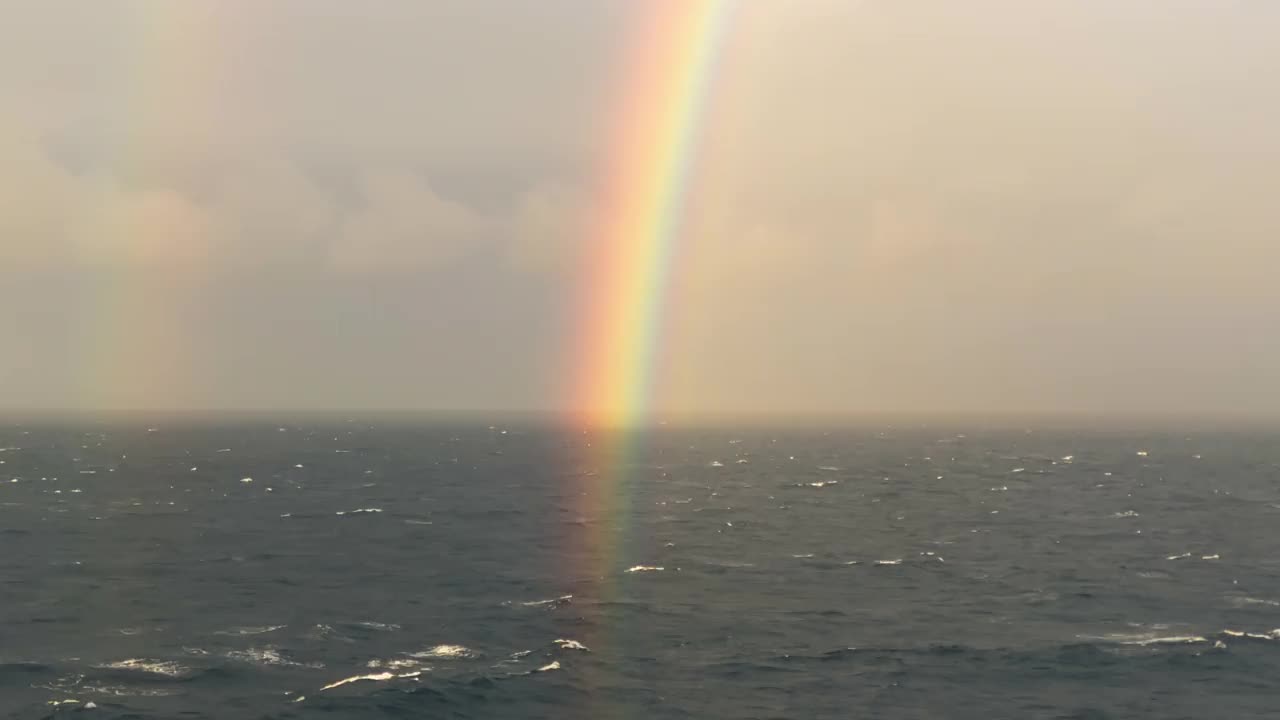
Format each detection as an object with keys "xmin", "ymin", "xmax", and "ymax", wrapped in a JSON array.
[{"xmin": 572, "ymin": 0, "xmax": 736, "ymax": 429}]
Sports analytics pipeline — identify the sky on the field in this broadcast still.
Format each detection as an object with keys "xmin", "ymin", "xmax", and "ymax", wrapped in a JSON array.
[{"xmin": 2, "ymin": 0, "xmax": 1279, "ymax": 417}]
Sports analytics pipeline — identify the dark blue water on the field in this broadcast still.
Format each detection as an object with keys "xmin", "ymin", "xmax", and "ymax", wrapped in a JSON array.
[{"xmin": 3, "ymin": 418, "xmax": 1280, "ymax": 718}]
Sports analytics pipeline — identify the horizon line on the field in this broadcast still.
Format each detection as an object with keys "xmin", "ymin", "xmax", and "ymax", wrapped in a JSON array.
[{"xmin": 3, "ymin": 407, "xmax": 1280, "ymax": 430}]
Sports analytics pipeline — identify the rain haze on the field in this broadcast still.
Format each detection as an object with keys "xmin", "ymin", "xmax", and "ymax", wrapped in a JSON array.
[
  {"xmin": 10, "ymin": 6, "xmax": 1280, "ymax": 719},
  {"xmin": 3, "ymin": 0, "xmax": 1279, "ymax": 418}
]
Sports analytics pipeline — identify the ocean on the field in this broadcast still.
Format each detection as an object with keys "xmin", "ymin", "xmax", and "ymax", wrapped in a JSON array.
[{"xmin": 2, "ymin": 418, "xmax": 1279, "ymax": 718}]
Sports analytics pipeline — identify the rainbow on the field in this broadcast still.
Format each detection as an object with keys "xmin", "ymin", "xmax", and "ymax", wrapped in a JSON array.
[
  {"xmin": 62, "ymin": 2, "xmax": 224, "ymax": 412},
  {"xmin": 562, "ymin": 2, "xmax": 738, "ymax": 703},
  {"xmin": 571, "ymin": 0, "xmax": 737, "ymax": 429}
]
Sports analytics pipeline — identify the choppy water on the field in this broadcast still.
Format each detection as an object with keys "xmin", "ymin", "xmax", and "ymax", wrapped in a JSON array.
[{"xmin": 3, "ymin": 418, "xmax": 1280, "ymax": 718}]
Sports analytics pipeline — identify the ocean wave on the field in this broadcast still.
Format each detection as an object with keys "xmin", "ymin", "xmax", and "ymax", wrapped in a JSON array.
[
  {"xmin": 320, "ymin": 671, "xmax": 394, "ymax": 691},
  {"xmin": 0, "ymin": 661, "xmax": 55, "ymax": 683},
  {"xmin": 1085, "ymin": 629, "xmax": 1280, "ymax": 646},
  {"xmin": 408, "ymin": 644, "xmax": 476, "ymax": 660},
  {"xmin": 1222, "ymin": 629, "xmax": 1280, "ymax": 641},
  {"xmin": 81, "ymin": 684, "xmax": 183, "ymax": 697},
  {"xmin": 554, "ymin": 639, "xmax": 590, "ymax": 652},
  {"xmin": 1091, "ymin": 634, "xmax": 1208, "ymax": 646},
  {"xmin": 308, "ymin": 624, "xmax": 338, "ymax": 639},
  {"xmin": 318, "ymin": 669, "xmax": 424, "ymax": 693},
  {"xmin": 97, "ymin": 658, "xmax": 191, "ymax": 678},
  {"xmin": 226, "ymin": 647, "xmax": 323, "ymax": 669},
  {"xmin": 215, "ymin": 624, "xmax": 286, "ymax": 636},
  {"xmin": 1229, "ymin": 596, "xmax": 1280, "ymax": 607},
  {"xmin": 777, "ymin": 632, "xmax": 1280, "ymax": 669},
  {"xmin": 519, "ymin": 594, "xmax": 573, "ymax": 608},
  {"xmin": 366, "ymin": 658, "xmax": 422, "ymax": 670}
]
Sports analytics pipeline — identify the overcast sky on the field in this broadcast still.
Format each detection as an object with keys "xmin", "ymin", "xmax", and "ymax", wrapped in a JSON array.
[{"xmin": 2, "ymin": 1, "xmax": 1279, "ymax": 417}]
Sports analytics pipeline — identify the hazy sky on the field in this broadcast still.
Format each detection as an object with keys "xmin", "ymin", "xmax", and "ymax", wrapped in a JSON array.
[{"xmin": 2, "ymin": 1, "xmax": 1279, "ymax": 416}]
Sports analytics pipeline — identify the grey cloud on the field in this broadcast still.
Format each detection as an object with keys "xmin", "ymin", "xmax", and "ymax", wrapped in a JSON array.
[{"xmin": 2, "ymin": 0, "xmax": 1279, "ymax": 415}]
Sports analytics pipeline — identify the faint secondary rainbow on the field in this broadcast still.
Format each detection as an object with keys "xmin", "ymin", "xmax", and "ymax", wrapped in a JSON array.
[
  {"xmin": 72, "ymin": 3, "xmax": 221, "ymax": 411},
  {"xmin": 571, "ymin": 0, "xmax": 737, "ymax": 429}
]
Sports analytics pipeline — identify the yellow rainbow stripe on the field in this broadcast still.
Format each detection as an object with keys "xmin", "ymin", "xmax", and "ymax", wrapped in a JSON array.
[
  {"xmin": 74, "ymin": 3, "xmax": 218, "ymax": 411},
  {"xmin": 561, "ymin": 4, "xmax": 738, "ymax": 709},
  {"xmin": 572, "ymin": 0, "xmax": 736, "ymax": 429}
]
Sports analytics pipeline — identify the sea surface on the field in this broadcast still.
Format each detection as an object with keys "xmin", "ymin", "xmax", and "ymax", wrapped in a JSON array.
[{"xmin": 3, "ymin": 418, "xmax": 1280, "ymax": 719}]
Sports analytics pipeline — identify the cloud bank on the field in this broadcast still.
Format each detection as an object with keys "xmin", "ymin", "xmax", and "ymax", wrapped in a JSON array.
[{"xmin": 2, "ymin": 0, "xmax": 1279, "ymax": 415}]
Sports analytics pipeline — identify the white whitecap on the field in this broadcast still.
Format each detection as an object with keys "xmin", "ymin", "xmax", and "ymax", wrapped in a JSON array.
[
  {"xmin": 98, "ymin": 659, "xmax": 189, "ymax": 678},
  {"xmin": 521, "ymin": 595, "xmax": 573, "ymax": 608},
  {"xmin": 1231, "ymin": 597, "xmax": 1280, "ymax": 607},
  {"xmin": 226, "ymin": 648, "xmax": 321, "ymax": 668},
  {"xmin": 554, "ymin": 639, "xmax": 590, "ymax": 652},
  {"xmin": 321, "ymin": 672, "xmax": 394, "ymax": 691},
  {"xmin": 215, "ymin": 625, "xmax": 286, "ymax": 636},
  {"xmin": 625, "ymin": 565, "xmax": 664, "ymax": 573},
  {"xmin": 408, "ymin": 644, "xmax": 475, "ymax": 660},
  {"xmin": 366, "ymin": 658, "xmax": 420, "ymax": 670},
  {"xmin": 1221, "ymin": 629, "xmax": 1280, "ymax": 640},
  {"xmin": 79, "ymin": 686, "xmax": 180, "ymax": 697},
  {"xmin": 1125, "ymin": 635, "xmax": 1206, "ymax": 646},
  {"xmin": 1085, "ymin": 632, "xmax": 1206, "ymax": 646}
]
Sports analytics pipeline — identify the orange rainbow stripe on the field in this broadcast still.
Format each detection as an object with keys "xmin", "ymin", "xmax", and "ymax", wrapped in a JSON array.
[
  {"xmin": 571, "ymin": 0, "xmax": 737, "ymax": 429},
  {"xmin": 561, "ymin": 3, "xmax": 738, "ymax": 709},
  {"xmin": 72, "ymin": 3, "xmax": 220, "ymax": 411}
]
